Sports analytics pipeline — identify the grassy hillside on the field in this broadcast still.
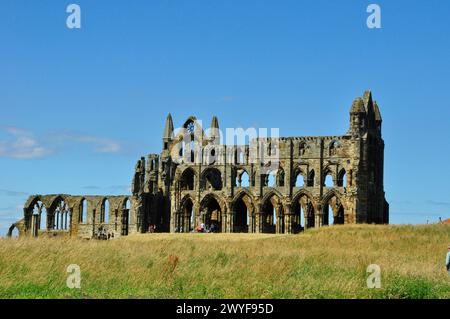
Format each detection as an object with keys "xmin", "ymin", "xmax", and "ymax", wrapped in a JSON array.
[{"xmin": 0, "ymin": 224, "xmax": 449, "ymax": 299}]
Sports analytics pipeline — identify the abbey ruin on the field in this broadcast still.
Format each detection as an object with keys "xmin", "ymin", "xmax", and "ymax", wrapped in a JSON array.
[{"xmin": 9, "ymin": 91, "xmax": 389, "ymax": 238}]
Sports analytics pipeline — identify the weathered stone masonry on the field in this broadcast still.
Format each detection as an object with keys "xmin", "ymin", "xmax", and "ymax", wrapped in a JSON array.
[{"xmin": 10, "ymin": 90, "xmax": 388, "ymax": 238}]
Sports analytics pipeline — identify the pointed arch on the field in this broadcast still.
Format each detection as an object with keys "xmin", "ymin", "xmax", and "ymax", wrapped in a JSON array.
[
  {"xmin": 293, "ymin": 166, "xmax": 305, "ymax": 187},
  {"xmin": 323, "ymin": 167, "xmax": 334, "ymax": 187},
  {"xmin": 51, "ymin": 197, "xmax": 70, "ymax": 231},
  {"xmin": 180, "ymin": 194, "xmax": 195, "ymax": 233},
  {"xmin": 292, "ymin": 190, "xmax": 316, "ymax": 231},
  {"xmin": 179, "ymin": 167, "xmax": 196, "ymax": 190},
  {"xmin": 261, "ymin": 191, "xmax": 284, "ymax": 234},
  {"xmin": 322, "ymin": 190, "xmax": 345, "ymax": 226},
  {"xmin": 292, "ymin": 189, "xmax": 316, "ymax": 209},
  {"xmin": 79, "ymin": 198, "xmax": 88, "ymax": 223},
  {"xmin": 180, "ymin": 194, "xmax": 195, "ymax": 207},
  {"xmin": 329, "ymin": 140, "xmax": 341, "ymax": 156},
  {"xmin": 261, "ymin": 188, "xmax": 284, "ymax": 204},
  {"xmin": 235, "ymin": 169, "xmax": 250, "ymax": 187},
  {"xmin": 232, "ymin": 189, "xmax": 255, "ymax": 233},
  {"xmin": 233, "ymin": 188, "xmax": 254, "ymax": 204},
  {"xmin": 199, "ymin": 193, "xmax": 224, "ymax": 233},
  {"xmin": 7, "ymin": 224, "xmax": 20, "ymax": 238},
  {"xmin": 263, "ymin": 167, "xmax": 284, "ymax": 187},
  {"xmin": 265, "ymin": 170, "xmax": 276, "ymax": 187},
  {"xmin": 25, "ymin": 195, "xmax": 43, "ymax": 212},
  {"xmin": 337, "ymin": 168, "xmax": 347, "ymax": 187},
  {"xmin": 201, "ymin": 167, "xmax": 223, "ymax": 191},
  {"xmin": 30, "ymin": 199, "xmax": 47, "ymax": 232},
  {"xmin": 101, "ymin": 198, "xmax": 110, "ymax": 224},
  {"xmin": 121, "ymin": 197, "xmax": 131, "ymax": 235}
]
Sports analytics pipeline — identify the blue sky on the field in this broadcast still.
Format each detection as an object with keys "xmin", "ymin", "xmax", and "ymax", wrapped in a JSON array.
[{"xmin": 1, "ymin": 0, "xmax": 449, "ymax": 236}]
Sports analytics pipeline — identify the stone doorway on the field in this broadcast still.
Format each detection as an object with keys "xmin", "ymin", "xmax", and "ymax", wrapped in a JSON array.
[{"xmin": 200, "ymin": 195, "xmax": 222, "ymax": 233}]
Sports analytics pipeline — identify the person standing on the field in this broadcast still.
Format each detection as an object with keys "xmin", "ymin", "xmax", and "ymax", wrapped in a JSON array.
[{"xmin": 446, "ymin": 245, "xmax": 450, "ymax": 275}]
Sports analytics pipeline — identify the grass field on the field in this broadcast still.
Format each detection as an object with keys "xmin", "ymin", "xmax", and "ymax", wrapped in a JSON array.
[{"xmin": 0, "ymin": 224, "xmax": 449, "ymax": 299}]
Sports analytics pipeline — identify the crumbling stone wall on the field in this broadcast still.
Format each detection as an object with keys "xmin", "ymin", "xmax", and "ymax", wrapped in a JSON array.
[
  {"xmin": 13, "ymin": 90, "xmax": 388, "ymax": 238},
  {"xmin": 132, "ymin": 90, "xmax": 389, "ymax": 234},
  {"xmin": 15, "ymin": 194, "xmax": 132, "ymax": 239}
]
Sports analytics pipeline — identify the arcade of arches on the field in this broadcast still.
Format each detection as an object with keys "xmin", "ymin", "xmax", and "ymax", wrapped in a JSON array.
[
  {"xmin": 173, "ymin": 189, "xmax": 350, "ymax": 234},
  {"xmin": 11, "ymin": 195, "xmax": 132, "ymax": 239}
]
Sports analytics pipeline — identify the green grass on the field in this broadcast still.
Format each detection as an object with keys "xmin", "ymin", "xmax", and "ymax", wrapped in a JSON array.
[{"xmin": 0, "ymin": 224, "xmax": 449, "ymax": 299}]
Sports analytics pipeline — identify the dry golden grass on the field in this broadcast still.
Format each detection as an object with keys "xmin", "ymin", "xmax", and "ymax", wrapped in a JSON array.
[{"xmin": 0, "ymin": 224, "xmax": 449, "ymax": 299}]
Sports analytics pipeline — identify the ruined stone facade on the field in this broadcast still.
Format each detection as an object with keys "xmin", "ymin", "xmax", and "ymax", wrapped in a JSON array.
[{"xmin": 11, "ymin": 91, "xmax": 388, "ymax": 238}]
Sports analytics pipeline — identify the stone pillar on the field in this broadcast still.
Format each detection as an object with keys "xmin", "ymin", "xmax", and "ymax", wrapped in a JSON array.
[
  {"xmin": 170, "ymin": 209, "xmax": 176, "ymax": 233},
  {"xmin": 31, "ymin": 214, "xmax": 39, "ymax": 237},
  {"xmin": 284, "ymin": 203, "xmax": 292, "ymax": 234},
  {"xmin": 193, "ymin": 203, "xmax": 200, "ymax": 228},
  {"xmin": 68, "ymin": 208, "xmax": 73, "ymax": 235},
  {"xmin": 176, "ymin": 210, "xmax": 181, "ymax": 233},
  {"xmin": 70, "ymin": 205, "xmax": 79, "ymax": 236},
  {"xmin": 249, "ymin": 210, "xmax": 255, "ymax": 233},
  {"xmin": 91, "ymin": 209, "xmax": 96, "ymax": 237},
  {"xmin": 256, "ymin": 208, "xmax": 264, "ymax": 234},
  {"xmin": 288, "ymin": 213, "xmax": 293, "ymax": 234},
  {"xmin": 227, "ymin": 212, "xmax": 234, "ymax": 233},
  {"xmin": 277, "ymin": 214, "xmax": 283, "ymax": 234},
  {"xmin": 315, "ymin": 204, "xmax": 322, "ymax": 228},
  {"xmin": 183, "ymin": 212, "xmax": 191, "ymax": 233},
  {"xmin": 222, "ymin": 212, "xmax": 227, "ymax": 233},
  {"xmin": 131, "ymin": 195, "xmax": 141, "ymax": 233},
  {"xmin": 275, "ymin": 204, "xmax": 283, "ymax": 234}
]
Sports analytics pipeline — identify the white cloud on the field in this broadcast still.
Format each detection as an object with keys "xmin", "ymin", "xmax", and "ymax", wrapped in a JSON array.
[
  {"xmin": 83, "ymin": 186, "xmax": 101, "ymax": 190},
  {"xmin": 426, "ymin": 200, "xmax": 450, "ymax": 207},
  {"xmin": 72, "ymin": 135, "xmax": 121, "ymax": 154},
  {"xmin": 0, "ymin": 127, "xmax": 123, "ymax": 159},
  {"xmin": 0, "ymin": 189, "xmax": 29, "ymax": 197},
  {"xmin": 54, "ymin": 132, "xmax": 122, "ymax": 154},
  {"xmin": 0, "ymin": 127, "xmax": 51, "ymax": 159}
]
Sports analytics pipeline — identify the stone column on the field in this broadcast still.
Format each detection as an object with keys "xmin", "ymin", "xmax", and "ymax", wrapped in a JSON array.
[
  {"xmin": 249, "ymin": 209, "xmax": 255, "ymax": 233},
  {"xmin": 31, "ymin": 214, "xmax": 38, "ymax": 237},
  {"xmin": 315, "ymin": 204, "xmax": 322, "ymax": 228},
  {"xmin": 257, "ymin": 209, "xmax": 264, "ymax": 233},
  {"xmin": 276, "ymin": 204, "xmax": 283, "ymax": 234},
  {"xmin": 222, "ymin": 211, "xmax": 227, "ymax": 233},
  {"xmin": 183, "ymin": 212, "xmax": 191, "ymax": 233},
  {"xmin": 284, "ymin": 203, "xmax": 292, "ymax": 234},
  {"xmin": 227, "ymin": 212, "xmax": 234, "ymax": 233},
  {"xmin": 277, "ymin": 214, "xmax": 283, "ymax": 234},
  {"xmin": 177, "ymin": 210, "xmax": 182, "ymax": 233},
  {"xmin": 193, "ymin": 203, "xmax": 200, "ymax": 228},
  {"xmin": 70, "ymin": 204, "xmax": 79, "ymax": 236}
]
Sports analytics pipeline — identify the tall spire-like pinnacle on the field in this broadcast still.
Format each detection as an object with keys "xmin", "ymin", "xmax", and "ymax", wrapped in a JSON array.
[
  {"xmin": 350, "ymin": 97, "xmax": 366, "ymax": 114},
  {"xmin": 209, "ymin": 116, "xmax": 220, "ymax": 142},
  {"xmin": 348, "ymin": 96, "xmax": 367, "ymax": 136},
  {"xmin": 163, "ymin": 113, "xmax": 174, "ymax": 139},
  {"xmin": 373, "ymin": 101, "xmax": 382, "ymax": 122},
  {"xmin": 363, "ymin": 90, "xmax": 373, "ymax": 111},
  {"xmin": 211, "ymin": 116, "xmax": 219, "ymax": 130}
]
